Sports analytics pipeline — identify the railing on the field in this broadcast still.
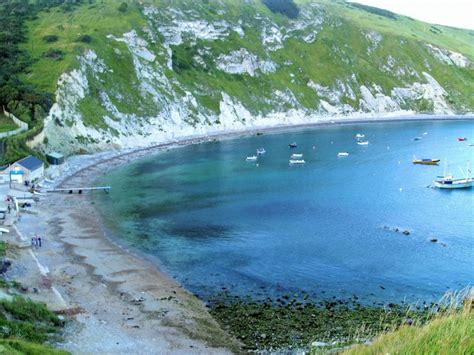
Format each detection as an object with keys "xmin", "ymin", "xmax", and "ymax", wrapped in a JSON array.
[{"xmin": 0, "ymin": 108, "xmax": 29, "ymax": 139}]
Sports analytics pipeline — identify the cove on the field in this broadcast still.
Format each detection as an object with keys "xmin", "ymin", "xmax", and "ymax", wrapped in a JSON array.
[{"xmin": 96, "ymin": 119, "xmax": 473, "ymax": 304}]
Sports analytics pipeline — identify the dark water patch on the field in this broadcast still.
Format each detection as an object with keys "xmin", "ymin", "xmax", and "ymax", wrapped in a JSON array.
[{"xmin": 163, "ymin": 223, "xmax": 233, "ymax": 241}]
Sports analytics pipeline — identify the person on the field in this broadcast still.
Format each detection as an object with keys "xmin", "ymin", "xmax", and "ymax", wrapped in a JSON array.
[
  {"xmin": 38, "ymin": 236, "xmax": 42, "ymax": 248},
  {"xmin": 31, "ymin": 237, "xmax": 36, "ymax": 248}
]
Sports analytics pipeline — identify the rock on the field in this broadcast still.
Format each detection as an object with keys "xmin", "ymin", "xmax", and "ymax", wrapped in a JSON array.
[{"xmin": 312, "ymin": 341, "xmax": 329, "ymax": 347}]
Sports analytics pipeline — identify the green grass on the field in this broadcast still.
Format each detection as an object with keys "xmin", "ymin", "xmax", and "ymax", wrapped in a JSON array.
[
  {"xmin": 0, "ymin": 296, "xmax": 63, "ymax": 344},
  {"xmin": 21, "ymin": 0, "xmax": 147, "ymax": 94},
  {"xmin": 0, "ymin": 338, "xmax": 67, "ymax": 355},
  {"xmin": 18, "ymin": 0, "xmax": 474, "ymax": 133},
  {"xmin": 342, "ymin": 308, "xmax": 473, "ymax": 354},
  {"xmin": 0, "ymin": 115, "xmax": 19, "ymax": 134},
  {"xmin": 0, "ymin": 242, "xmax": 7, "ymax": 257}
]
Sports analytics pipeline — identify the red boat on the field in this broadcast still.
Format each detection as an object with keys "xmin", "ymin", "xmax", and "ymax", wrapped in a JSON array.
[{"xmin": 457, "ymin": 137, "xmax": 468, "ymax": 141}]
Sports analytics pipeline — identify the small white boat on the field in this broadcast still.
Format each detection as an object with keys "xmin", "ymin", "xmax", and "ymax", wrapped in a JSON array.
[
  {"xmin": 290, "ymin": 153, "xmax": 303, "ymax": 159},
  {"xmin": 256, "ymin": 148, "xmax": 266, "ymax": 155},
  {"xmin": 433, "ymin": 162, "xmax": 472, "ymax": 189},
  {"xmin": 246, "ymin": 156, "xmax": 258, "ymax": 161},
  {"xmin": 357, "ymin": 141, "xmax": 369, "ymax": 146},
  {"xmin": 355, "ymin": 133, "xmax": 365, "ymax": 139},
  {"xmin": 337, "ymin": 152, "xmax": 349, "ymax": 157},
  {"xmin": 289, "ymin": 159, "xmax": 305, "ymax": 164},
  {"xmin": 434, "ymin": 176, "xmax": 473, "ymax": 189}
]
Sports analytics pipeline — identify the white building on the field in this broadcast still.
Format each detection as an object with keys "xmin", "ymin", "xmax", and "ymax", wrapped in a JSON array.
[{"xmin": 2, "ymin": 156, "xmax": 45, "ymax": 184}]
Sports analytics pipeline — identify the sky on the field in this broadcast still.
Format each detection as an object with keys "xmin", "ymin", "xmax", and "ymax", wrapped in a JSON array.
[{"xmin": 353, "ymin": 0, "xmax": 474, "ymax": 30}]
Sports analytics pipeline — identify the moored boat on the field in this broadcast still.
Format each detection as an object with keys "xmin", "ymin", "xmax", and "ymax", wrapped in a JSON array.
[
  {"xmin": 457, "ymin": 137, "xmax": 468, "ymax": 141},
  {"xmin": 290, "ymin": 153, "xmax": 303, "ymax": 159},
  {"xmin": 355, "ymin": 133, "xmax": 365, "ymax": 139},
  {"xmin": 256, "ymin": 148, "xmax": 266, "ymax": 155},
  {"xmin": 289, "ymin": 159, "xmax": 305, "ymax": 164},
  {"xmin": 413, "ymin": 137, "xmax": 422, "ymax": 141},
  {"xmin": 288, "ymin": 142, "xmax": 297, "ymax": 148},
  {"xmin": 246, "ymin": 155, "xmax": 257, "ymax": 161},
  {"xmin": 433, "ymin": 176, "xmax": 473, "ymax": 189},
  {"xmin": 357, "ymin": 141, "xmax": 369, "ymax": 146},
  {"xmin": 412, "ymin": 156, "xmax": 440, "ymax": 165},
  {"xmin": 433, "ymin": 162, "xmax": 472, "ymax": 189},
  {"xmin": 337, "ymin": 152, "xmax": 349, "ymax": 157}
]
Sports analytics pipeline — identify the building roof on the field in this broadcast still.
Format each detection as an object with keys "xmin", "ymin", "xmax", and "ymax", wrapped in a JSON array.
[
  {"xmin": 16, "ymin": 155, "xmax": 43, "ymax": 171},
  {"xmin": 46, "ymin": 152, "xmax": 64, "ymax": 159}
]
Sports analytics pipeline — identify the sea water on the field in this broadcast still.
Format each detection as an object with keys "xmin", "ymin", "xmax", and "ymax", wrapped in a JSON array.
[{"xmin": 96, "ymin": 120, "xmax": 473, "ymax": 304}]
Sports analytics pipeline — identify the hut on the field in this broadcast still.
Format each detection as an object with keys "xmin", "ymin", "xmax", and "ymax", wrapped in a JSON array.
[{"xmin": 46, "ymin": 152, "xmax": 64, "ymax": 165}]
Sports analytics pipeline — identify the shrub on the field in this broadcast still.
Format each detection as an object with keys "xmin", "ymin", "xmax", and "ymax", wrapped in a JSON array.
[
  {"xmin": 263, "ymin": 0, "xmax": 299, "ymax": 19},
  {"xmin": 118, "ymin": 2, "xmax": 128, "ymax": 12},
  {"xmin": 76, "ymin": 34, "xmax": 92, "ymax": 43},
  {"xmin": 42, "ymin": 35, "xmax": 59, "ymax": 43},
  {"xmin": 43, "ymin": 48, "xmax": 64, "ymax": 61}
]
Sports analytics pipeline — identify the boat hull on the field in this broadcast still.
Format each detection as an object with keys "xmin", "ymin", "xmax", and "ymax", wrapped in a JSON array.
[
  {"xmin": 433, "ymin": 180, "xmax": 473, "ymax": 189},
  {"xmin": 413, "ymin": 160, "xmax": 440, "ymax": 165}
]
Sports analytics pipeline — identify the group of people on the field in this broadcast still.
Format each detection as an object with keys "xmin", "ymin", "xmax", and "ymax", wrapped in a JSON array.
[{"xmin": 31, "ymin": 235, "xmax": 43, "ymax": 248}]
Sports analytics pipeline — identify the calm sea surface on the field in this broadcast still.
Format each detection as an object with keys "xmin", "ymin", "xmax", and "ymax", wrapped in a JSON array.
[{"xmin": 96, "ymin": 119, "xmax": 473, "ymax": 304}]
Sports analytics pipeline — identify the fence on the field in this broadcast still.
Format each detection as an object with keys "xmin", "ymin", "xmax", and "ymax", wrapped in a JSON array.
[{"xmin": 0, "ymin": 108, "xmax": 29, "ymax": 139}]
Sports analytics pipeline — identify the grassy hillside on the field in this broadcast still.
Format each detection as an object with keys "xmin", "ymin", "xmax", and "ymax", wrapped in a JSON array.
[
  {"xmin": 0, "ymin": 0, "xmax": 472, "ymax": 157},
  {"xmin": 342, "ymin": 308, "xmax": 473, "ymax": 354}
]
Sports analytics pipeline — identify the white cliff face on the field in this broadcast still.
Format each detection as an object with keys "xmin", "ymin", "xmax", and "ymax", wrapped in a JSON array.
[
  {"xmin": 364, "ymin": 31, "xmax": 382, "ymax": 54},
  {"xmin": 392, "ymin": 72, "xmax": 454, "ymax": 114},
  {"xmin": 216, "ymin": 49, "xmax": 277, "ymax": 76},
  {"xmin": 34, "ymin": 3, "xmax": 467, "ymax": 155},
  {"xmin": 425, "ymin": 44, "xmax": 471, "ymax": 68}
]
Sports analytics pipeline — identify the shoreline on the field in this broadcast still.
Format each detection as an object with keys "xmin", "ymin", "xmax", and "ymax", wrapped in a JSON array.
[
  {"xmin": 11, "ymin": 115, "xmax": 474, "ymax": 353},
  {"xmin": 49, "ymin": 114, "xmax": 473, "ymax": 186}
]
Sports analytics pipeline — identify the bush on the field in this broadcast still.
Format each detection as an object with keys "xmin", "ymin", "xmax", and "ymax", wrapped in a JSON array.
[
  {"xmin": 263, "ymin": 0, "xmax": 299, "ymax": 19},
  {"xmin": 42, "ymin": 35, "xmax": 59, "ymax": 43},
  {"xmin": 76, "ymin": 34, "xmax": 92, "ymax": 43},
  {"xmin": 118, "ymin": 2, "xmax": 128, "ymax": 12},
  {"xmin": 43, "ymin": 48, "xmax": 64, "ymax": 61}
]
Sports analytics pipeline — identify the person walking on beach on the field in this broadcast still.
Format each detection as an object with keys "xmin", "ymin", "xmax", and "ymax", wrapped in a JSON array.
[
  {"xmin": 38, "ymin": 236, "xmax": 42, "ymax": 248},
  {"xmin": 31, "ymin": 237, "xmax": 35, "ymax": 248}
]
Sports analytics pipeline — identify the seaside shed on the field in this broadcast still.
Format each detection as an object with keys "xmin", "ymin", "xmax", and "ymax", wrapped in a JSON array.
[
  {"xmin": 46, "ymin": 152, "xmax": 64, "ymax": 165},
  {"xmin": 10, "ymin": 155, "xmax": 44, "ymax": 183}
]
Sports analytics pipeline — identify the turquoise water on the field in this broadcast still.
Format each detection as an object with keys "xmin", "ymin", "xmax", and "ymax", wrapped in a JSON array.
[{"xmin": 97, "ymin": 120, "xmax": 473, "ymax": 304}]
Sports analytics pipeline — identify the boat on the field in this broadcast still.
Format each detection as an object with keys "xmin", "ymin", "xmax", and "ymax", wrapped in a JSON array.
[
  {"xmin": 355, "ymin": 133, "xmax": 365, "ymax": 139},
  {"xmin": 288, "ymin": 142, "xmax": 297, "ymax": 148},
  {"xmin": 433, "ymin": 162, "xmax": 473, "ymax": 189},
  {"xmin": 289, "ymin": 159, "xmax": 305, "ymax": 164},
  {"xmin": 357, "ymin": 141, "xmax": 369, "ymax": 146},
  {"xmin": 246, "ymin": 155, "xmax": 257, "ymax": 161},
  {"xmin": 256, "ymin": 148, "xmax": 266, "ymax": 155},
  {"xmin": 412, "ymin": 156, "xmax": 440, "ymax": 165},
  {"xmin": 337, "ymin": 152, "xmax": 349, "ymax": 157},
  {"xmin": 290, "ymin": 153, "xmax": 303, "ymax": 159},
  {"xmin": 413, "ymin": 137, "xmax": 422, "ymax": 141},
  {"xmin": 458, "ymin": 137, "xmax": 468, "ymax": 141}
]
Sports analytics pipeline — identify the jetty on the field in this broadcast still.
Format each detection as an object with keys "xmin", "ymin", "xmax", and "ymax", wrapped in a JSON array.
[{"xmin": 46, "ymin": 186, "xmax": 111, "ymax": 194}]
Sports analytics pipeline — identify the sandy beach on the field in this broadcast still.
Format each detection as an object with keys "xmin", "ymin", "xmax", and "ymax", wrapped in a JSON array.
[{"xmin": 5, "ymin": 114, "xmax": 473, "ymax": 354}]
